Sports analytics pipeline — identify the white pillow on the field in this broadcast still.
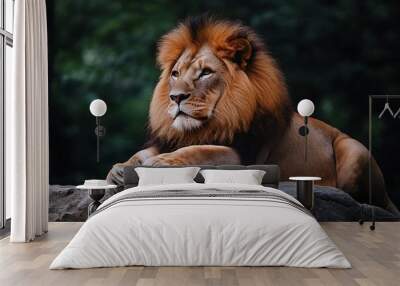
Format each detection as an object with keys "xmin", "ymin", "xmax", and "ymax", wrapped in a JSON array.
[
  {"xmin": 200, "ymin": 169, "xmax": 266, "ymax": 185},
  {"xmin": 135, "ymin": 167, "xmax": 200, "ymax": 186}
]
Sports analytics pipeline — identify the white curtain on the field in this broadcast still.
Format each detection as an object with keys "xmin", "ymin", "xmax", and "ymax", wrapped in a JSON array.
[{"xmin": 7, "ymin": 0, "xmax": 49, "ymax": 242}]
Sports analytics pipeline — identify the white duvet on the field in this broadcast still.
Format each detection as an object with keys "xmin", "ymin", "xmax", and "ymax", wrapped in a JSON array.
[{"xmin": 50, "ymin": 183, "xmax": 351, "ymax": 269}]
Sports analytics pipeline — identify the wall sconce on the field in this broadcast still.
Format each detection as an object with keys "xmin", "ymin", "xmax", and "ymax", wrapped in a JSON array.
[
  {"xmin": 89, "ymin": 99, "xmax": 107, "ymax": 162},
  {"xmin": 297, "ymin": 99, "xmax": 315, "ymax": 162}
]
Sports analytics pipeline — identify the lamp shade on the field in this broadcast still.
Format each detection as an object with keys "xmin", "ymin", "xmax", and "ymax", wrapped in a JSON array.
[
  {"xmin": 297, "ymin": 99, "xmax": 315, "ymax": 117},
  {"xmin": 89, "ymin": 99, "xmax": 107, "ymax": 117}
]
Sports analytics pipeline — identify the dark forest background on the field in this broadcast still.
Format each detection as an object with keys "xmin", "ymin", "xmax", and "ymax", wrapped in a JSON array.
[{"xmin": 46, "ymin": 0, "xmax": 400, "ymax": 207}]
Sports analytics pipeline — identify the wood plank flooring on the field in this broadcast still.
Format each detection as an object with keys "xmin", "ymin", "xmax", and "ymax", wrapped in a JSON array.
[{"xmin": 0, "ymin": 222, "xmax": 399, "ymax": 286}]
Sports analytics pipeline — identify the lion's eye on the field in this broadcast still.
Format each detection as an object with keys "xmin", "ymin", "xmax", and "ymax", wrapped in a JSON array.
[
  {"xmin": 171, "ymin": 70, "xmax": 179, "ymax": 79},
  {"xmin": 199, "ymin": 68, "xmax": 213, "ymax": 79}
]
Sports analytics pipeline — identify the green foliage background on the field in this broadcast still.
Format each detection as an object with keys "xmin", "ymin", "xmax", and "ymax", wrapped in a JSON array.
[{"xmin": 48, "ymin": 0, "xmax": 400, "ymax": 206}]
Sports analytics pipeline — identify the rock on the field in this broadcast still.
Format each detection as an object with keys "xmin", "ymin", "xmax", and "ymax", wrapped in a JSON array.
[
  {"xmin": 279, "ymin": 182, "xmax": 399, "ymax": 221},
  {"xmin": 49, "ymin": 185, "xmax": 119, "ymax": 222},
  {"xmin": 49, "ymin": 184, "xmax": 399, "ymax": 222}
]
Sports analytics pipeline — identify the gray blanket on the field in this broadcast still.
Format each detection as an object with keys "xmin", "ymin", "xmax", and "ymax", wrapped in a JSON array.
[{"xmin": 91, "ymin": 188, "xmax": 310, "ymax": 218}]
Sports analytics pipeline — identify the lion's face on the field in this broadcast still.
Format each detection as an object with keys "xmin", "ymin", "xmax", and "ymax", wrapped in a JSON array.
[
  {"xmin": 149, "ymin": 17, "xmax": 291, "ymax": 147},
  {"xmin": 168, "ymin": 46, "xmax": 226, "ymax": 131}
]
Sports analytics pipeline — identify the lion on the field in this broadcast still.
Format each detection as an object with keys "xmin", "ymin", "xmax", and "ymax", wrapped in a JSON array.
[{"xmin": 107, "ymin": 16, "xmax": 398, "ymax": 213}]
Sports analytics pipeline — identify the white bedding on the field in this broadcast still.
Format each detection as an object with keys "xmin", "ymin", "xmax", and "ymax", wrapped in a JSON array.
[{"xmin": 50, "ymin": 183, "xmax": 351, "ymax": 269}]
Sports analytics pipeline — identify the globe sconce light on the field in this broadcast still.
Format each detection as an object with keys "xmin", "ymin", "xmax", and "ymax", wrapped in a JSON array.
[
  {"xmin": 297, "ymin": 99, "xmax": 315, "ymax": 162},
  {"xmin": 89, "ymin": 99, "xmax": 107, "ymax": 162}
]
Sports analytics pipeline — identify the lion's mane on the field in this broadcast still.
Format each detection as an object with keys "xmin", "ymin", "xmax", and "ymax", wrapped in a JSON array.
[{"xmin": 148, "ymin": 16, "xmax": 293, "ymax": 153}]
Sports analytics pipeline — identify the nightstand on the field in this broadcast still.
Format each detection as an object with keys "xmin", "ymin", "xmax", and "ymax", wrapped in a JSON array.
[
  {"xmin": 77, "ymin": 184, "xmax": 117, "ymax": 216},
  {"xmin": 289, "ymin": 177, "xmax": 321, "ymax": 210}
]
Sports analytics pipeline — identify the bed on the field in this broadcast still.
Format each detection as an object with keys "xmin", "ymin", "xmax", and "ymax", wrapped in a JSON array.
[{"xmin": 50, "ymin": 165, "xmax": 350, "ymax": 269}]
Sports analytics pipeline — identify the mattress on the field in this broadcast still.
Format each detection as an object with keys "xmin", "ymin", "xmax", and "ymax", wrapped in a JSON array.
[{"xmin": 50, "ymin": 183, "xmax": 351, "ymax": 269}]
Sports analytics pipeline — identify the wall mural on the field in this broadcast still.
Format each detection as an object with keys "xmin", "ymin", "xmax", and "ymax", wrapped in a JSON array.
[
  {"xmin": 106, "ymin": 17, "xmax": 395, "ymax": 214},
  {"xmin": 47, "ymin": 1, "xmax": 400, "ymax": 221}
]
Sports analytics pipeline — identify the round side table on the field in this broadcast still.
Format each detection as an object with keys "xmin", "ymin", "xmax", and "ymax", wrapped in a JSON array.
[
  {"xmin": 77, "ymin": 184, "xmax": 117, "ymax": 216},
  {"xmin": 289, "ymin": 177, "xmax": 321, "ymax": 210}
]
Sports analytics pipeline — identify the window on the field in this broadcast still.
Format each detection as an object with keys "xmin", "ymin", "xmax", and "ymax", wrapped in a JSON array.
[{"xmin": 1, "ymin": 0, "xmax": 14, "ymax": 229}]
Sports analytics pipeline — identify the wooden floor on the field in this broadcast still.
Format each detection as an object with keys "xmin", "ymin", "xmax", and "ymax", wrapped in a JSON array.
[{"xmin": 0, "ymin": 222, "xmax": 399, "ymax": 286}]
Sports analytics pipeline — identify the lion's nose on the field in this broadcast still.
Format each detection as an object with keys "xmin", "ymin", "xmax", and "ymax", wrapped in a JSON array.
[{"xmin": 169, "ymin": 93, "xmax": 190, "ymax": 104}]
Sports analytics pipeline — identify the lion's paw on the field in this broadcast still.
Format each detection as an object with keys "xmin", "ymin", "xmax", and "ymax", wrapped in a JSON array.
[
  {"xmin": 106, "ymin": 162, "xmax": 137, "ymax": 185},
  {"xmin": 126, "ymin": 155, "xmax": 144, "ymax": 167},
  {"xmin": 143, "ymin": 154, "xmax": 187, "ymax": 166}
]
